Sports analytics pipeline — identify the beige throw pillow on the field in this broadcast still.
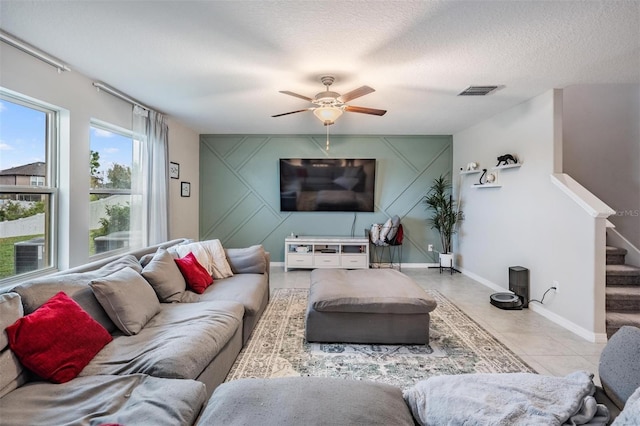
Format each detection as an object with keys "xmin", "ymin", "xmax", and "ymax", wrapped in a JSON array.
[
  {"xmin": 90, "ymin": 267, "xmax": 160, "ymax": 335},
  {"xmin": 141, "ymin": 248, "xmax": 186, "ymax": 302}
]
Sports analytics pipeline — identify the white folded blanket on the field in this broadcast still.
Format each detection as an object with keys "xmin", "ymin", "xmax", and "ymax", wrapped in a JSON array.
[
  {"xmin": 175, "ymin": 239, "xmax": 233, "ymax": 279},
  {"xmin": 403, "ymin": 370, "xmax": 609, "ymax": 426},
  {"xmin": 613, "ymin": 385, "xmax": 640, "ymax": 425}
]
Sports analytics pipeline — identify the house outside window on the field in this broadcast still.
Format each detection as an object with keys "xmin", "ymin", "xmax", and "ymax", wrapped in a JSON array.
[
  {"xmin": 89, "ymin": 122, "xmax": 141, "ymax": 256},
  {"xmin": 0, "ymin": 93, "xmax": 57, "ymax": 282}
]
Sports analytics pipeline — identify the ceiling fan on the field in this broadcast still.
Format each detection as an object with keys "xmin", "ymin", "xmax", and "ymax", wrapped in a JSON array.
[{"xmin": 272, "ymin": 76, "xmax": 387, "ymax": 126}]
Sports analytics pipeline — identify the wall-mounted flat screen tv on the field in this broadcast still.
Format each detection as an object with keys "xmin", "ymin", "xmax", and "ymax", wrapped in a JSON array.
[{"xmin": 279, "ymin": 158, "xmax": 376, "ymax": 212}]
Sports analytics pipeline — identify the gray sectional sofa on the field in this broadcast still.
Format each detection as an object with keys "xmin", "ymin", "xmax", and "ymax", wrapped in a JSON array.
[
  {"xmin": 3, "ymin": 237, "xmax": 639, "ymax": 425},
  {"xmin": 0, "ymin": 238, "xmax": 269, "ymax": 425}
]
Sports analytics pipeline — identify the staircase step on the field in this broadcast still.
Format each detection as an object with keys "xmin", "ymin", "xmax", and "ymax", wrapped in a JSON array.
[
  {"xmin": 606, "ymin": 312, "xmax": 640, "ymax": 339},
  {"xmin": 606, "ymin": 246, "xmax": 628, "ymax": 265},
  {"xmin": 606, "ymin": 264, "xmax": 640, "ymax": 286},
  {"xmin": 606, "ymin": 286, "xmax": 640, "ymax": 311}
]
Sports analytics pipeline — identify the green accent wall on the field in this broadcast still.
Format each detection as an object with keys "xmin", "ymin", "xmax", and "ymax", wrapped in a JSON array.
[{"xmin": 199, "ymin": 135, "xmax": 452, "ymax": 263}]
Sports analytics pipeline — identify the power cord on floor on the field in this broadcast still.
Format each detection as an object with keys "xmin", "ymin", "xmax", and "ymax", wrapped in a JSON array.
[{"xmin": 529, "ymin": 286, "xmax": 557, "ymax": 304}]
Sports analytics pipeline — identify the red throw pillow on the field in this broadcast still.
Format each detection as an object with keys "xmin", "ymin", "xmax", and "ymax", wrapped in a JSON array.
[
  {"xmin": 6, "ymin": 291, "xmax": 112, "ymax": 384},
  {"xmin": 175, "ymin": 252, "xmax": 213, "ymax": 294}
]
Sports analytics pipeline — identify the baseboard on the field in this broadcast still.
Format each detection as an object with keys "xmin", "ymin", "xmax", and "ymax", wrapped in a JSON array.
[
  {"xmin": 457, "ymin": 267, "xmax": 507, "ymax": 293},
  {"xmin": 457, "ymin": 267, "xmax": 607, "ymax": 343},
  {"xmin": 529, "ymin": 303, "xmax": 608, "ymax": 343},
  {"xmin": 272, "ymin": 262, "xmax": 439, "ymax": 269},
  {"xmin": 401, "ymin": 262, "xmax": 439, "ymax": 268}
]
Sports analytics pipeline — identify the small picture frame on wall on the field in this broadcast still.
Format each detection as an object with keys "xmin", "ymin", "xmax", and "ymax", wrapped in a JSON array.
[
  {"xmin": 169, "ymin": 162, "xmax": 180, "ymax": 179},
  {"xmin": 181, "ymin": 181, "xmax": 191, "ymax": 197}
]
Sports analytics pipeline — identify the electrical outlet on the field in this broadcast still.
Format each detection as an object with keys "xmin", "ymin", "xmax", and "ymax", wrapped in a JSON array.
[
  {"xmin": 428, "ymin": 244, "xmax": 433, "ymax": 252},
  {"xmin": 553, "ymin": 280, "xmax": 559, "ymax": 293}
]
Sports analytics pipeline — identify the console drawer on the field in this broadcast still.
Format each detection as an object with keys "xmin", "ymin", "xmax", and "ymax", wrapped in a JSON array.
[
  {"xmin": 287, "ymin": 254, "xmax": 313, "ymax": 266},
  {"xmin": 341, "ymin": 255, "xmax": 368, "ymax": 269},
  {"xmin": 314, "ymin": 255, "xmax": 340, "ymax": 267}
]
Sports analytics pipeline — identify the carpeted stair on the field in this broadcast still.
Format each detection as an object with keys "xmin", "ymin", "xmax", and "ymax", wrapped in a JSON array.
[{"xmin": 606, "ymin": 246, "xmax": 640, "ymax": 338}]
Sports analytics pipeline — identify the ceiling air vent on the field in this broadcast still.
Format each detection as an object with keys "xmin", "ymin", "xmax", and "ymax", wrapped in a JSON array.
[{"xmin": 458, "ymin": 86, "xmax": 499, "ymax": 96}]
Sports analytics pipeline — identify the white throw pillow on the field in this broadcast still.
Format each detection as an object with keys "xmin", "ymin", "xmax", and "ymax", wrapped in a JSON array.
[
  {"xmin": 369, "ymin": 224, "xmax": 382, "ymax": 245},
  {"xmin": 175, "ymin": 240, "xmax": 233, "ymax": 279},
  {"xmin": 199, "ymin": 239, "xmax": 234, "ymax": 279},
  {"xmin": 175, "ymin": 243, "xmax": 212, "ymax": 274},
  {"xmin": 379, "ymin": 218, "xmax": 393, "ymax": 244},
  {"xmin": 386, "ymin": 215, "xmax": 401, "ymax": 242}
]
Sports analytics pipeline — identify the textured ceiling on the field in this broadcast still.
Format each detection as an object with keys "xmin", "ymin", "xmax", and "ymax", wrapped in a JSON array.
[{"xmin": 1, "ymin": 1, "xmax": 638, "ymax": 135}]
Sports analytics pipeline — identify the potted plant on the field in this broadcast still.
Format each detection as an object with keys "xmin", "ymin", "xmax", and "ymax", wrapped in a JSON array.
[{"xmin": 424, "ymin": 175, "xmax": 462, "ymax": 268}]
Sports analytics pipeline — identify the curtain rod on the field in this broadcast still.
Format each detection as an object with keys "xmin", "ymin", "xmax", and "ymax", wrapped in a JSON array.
[
  {"xmin": 0, "ymin": 30, "xmax": 71, "ymax": 73},
  {"xmin": 92, "ymin": 82, "xmax": 153, "ymax": 112}
]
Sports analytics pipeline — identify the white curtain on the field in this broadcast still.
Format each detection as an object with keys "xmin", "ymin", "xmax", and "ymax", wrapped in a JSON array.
[{"xmin": 132, "ymin": 105, "xmax": 169, "ymax": 247}]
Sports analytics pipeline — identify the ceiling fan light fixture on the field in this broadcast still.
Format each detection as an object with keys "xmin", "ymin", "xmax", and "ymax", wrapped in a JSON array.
[{"xmin": 313, "ymin": 106, "xmax": 343, "ymax": 126}]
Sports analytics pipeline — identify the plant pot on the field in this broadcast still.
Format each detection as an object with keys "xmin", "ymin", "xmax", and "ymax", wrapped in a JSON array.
[{"xmin": 439, "ymin": 252, "xmax": 454, "ymax": 268}]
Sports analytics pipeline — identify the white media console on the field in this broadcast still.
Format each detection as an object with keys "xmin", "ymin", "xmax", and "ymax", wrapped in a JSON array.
[{"xmin": 284, "ymin": 236, "xmax": 370, "ymax": 271}]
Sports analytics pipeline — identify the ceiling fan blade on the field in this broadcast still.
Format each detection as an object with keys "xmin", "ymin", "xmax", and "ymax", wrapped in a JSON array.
[
  {"xmin": 344, "ymin": 105, "xmax": 387, "ymax": 116},
  {"xmin": 338, "ymin": 86, "xmax": 375, "ymax": 103},
  {"xmin": 271, "ymin": 108, "xmax": 312, "ymax": 117},
  {"xmin": 279, "ymin": 91, "xmax": 313, "ymax": 102}
]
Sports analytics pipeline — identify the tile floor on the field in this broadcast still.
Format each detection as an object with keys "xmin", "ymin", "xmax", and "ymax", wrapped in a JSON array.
[{"xmin": 269, "ymin": 266, "xmax": 606, "ymax": 385}]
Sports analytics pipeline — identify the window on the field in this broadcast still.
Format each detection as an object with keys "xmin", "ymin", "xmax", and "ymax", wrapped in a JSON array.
[
  {"xmin": 30, "ymin": 176, "xmax": 45, "ymax": 186},
  {"xmin": 0, "ymin": 93, "xmax": 57, "ymax": 282},
  {"xmin": 89, "ymin": 122, "xmax": 140, "ymax": 256}
]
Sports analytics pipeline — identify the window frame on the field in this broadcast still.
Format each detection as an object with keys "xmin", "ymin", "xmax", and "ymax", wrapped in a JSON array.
[
  {"xmin": 0, "ymin": 90, "xmax": 59, "ymax": 287},
  {"xmin": 88, "ymin": 119, "xmax": 139, "ymax": 260}
]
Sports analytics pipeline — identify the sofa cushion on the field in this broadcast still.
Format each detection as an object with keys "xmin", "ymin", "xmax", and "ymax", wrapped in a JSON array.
[
  {"xmin": 11, "ymin": 254, "xmax": 142, "ymax": 333},
  {"xmin": 141, "ymin": 248, "xmax": 186, "ymax": 302},
  {"xmin": 6, "ymin": 292, "xmax": 112, "ymax": 383},
  {"xmin": 91, "ymin": 267, "xmax": 160, "ymax": 335},
  {"xmin": 0, "ymin": 292, "xmax": 27, "ymax": 398},
  {"xmin": 225, "ymin": 245, "xmax": 267, "ymax": 274},
  {"xmin": 599, "ymin": 325, "xmax": 640, "ymax": 410},
  {"xmin": 199, "ymin": 377, "xmax": 415, "ymax": 426},
  {"xmin": 175, "ymin": 252, "xmax": 213, "ymax": 294},
  {"xmin": 79, "ymin": 300, "xmax": 244, "ymax": 380},
  {"xmin": 0, "ymin": 374, "xmax": 207, "ymax": 426},
  {"xmin": 309, "ymin": 269, "xmax": 437, "ymax": 314},
  {"xmin": 181, "ymin": 273, "xmax": 269, "ymax": 316}
]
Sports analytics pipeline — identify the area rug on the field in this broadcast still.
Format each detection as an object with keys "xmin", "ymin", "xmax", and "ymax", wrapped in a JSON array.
[{"xmin": 226, "ymin": 288, "xmax": 534, "ymax": 387}]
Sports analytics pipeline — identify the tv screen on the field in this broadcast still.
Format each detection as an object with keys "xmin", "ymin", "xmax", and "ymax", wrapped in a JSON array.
[{"xmin": 279, "ymin": 158, "xmax": 376, "ymax": 212}]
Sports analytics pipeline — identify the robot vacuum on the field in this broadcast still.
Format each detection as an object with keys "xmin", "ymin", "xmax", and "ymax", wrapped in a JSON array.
[{"xmin": 490, "ymin": 292, "xmax": 523, "ymax": 310}]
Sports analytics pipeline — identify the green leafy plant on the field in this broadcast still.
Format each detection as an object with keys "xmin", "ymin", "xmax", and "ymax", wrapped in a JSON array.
[
  {"xmin": 424, "ymin": 175, "xmax": 462, "ymax": 254},
  {"xmin": 90, "ymin": 203, "xmax": 130, "ymax": 240},
  {"xmin": 0, "ymin": 200, "xmax": 45, "ymax": 221}
]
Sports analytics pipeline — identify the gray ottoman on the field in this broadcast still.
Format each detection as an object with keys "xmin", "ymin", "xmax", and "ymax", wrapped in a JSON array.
[
  {"xmin": 198, "ymin": 377, "xmax": 415, "ymax": 426},
  {"xmin": 305, "ymin": 269, "xmax": 437, "ymax": 344}
]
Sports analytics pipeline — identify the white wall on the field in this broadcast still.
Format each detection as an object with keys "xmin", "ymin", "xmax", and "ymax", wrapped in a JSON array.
[
  {"xmin": 0, "ymin": 43, "xmax": 200, "ymax": 268},
  {"xmin": 167, "ymin": 118, "xmax": 199, "ymax": 240},
  {"xmin": 453, "ymin": 90, "xmax": 609, "ymax": 342},
  {"xmin": 563, "ymin": 84, "xmax": 640, "ymax": 250}
]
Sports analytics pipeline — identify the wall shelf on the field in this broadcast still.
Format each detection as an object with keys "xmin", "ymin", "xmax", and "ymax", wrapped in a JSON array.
[
  {"xmin": 471, "ymin": 184, "xmax": 502, "ymax": 188},
  {"xmin": 460, "ymin": 170, "xmax": 481, "ymax": 175},
  {"xmin": 492, "ymin": 163, "xmax": 522, "ymax": 170}
]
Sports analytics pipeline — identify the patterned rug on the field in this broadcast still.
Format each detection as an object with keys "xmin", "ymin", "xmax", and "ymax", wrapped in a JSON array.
[{"xmin": 226, "ymin": 288, "xmax": 534, "ymax": 387}]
